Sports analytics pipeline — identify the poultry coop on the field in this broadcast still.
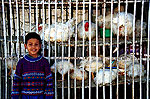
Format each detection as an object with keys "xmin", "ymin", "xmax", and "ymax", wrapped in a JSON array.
[{"xmin": 0, "ymin": 0, "xmax": 150, "ymax": 99}]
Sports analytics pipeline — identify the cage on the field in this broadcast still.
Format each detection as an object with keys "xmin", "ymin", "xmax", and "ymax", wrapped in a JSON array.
[{"xmin": 0, "ymin": 0, "xmax": 150, "ymax": 99}]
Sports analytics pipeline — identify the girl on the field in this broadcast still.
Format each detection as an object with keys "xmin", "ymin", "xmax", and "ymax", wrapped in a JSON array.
[{"xmin": 11, "ymin": 32, "xmax": 54, "ymax": 99}]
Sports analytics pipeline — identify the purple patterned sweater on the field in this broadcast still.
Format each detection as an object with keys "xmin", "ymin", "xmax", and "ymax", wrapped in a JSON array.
[{"xmin": 11, "ymin": 55, "xmax": 54, "ymax": 99}]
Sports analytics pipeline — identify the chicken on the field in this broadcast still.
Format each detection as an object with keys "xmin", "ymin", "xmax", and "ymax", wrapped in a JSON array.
[
  {"xmin": 97, "ymin": 5, "xmax": 124, "ymax": 29},
  {"xmin": 127, "ymin": 63, "xmax": 145, "ymax": 77},
  {"xmin": 118, "ymin": 53, "xmax": 139, "ymax": 69},
  {"xmin": 79, "ymin": 57, "xmax": 103, "ymax": 79},
  {"xmin": 97, "ymin": 14, "xmax": 112, "ymax": 29},
  {"xmin": 43, "ymin": 18, "xmax": 75, "ymax": 42},
  {"xmin": 94, "ymin": 69, "xmax": 117, "ymax": 85},
  {"xmin": 26, "ymin": 18, "xmax": 75, "ymax": 42},
  {"xmin": 135, "ymin": 19, "xmax": 147, "ymax": 38},
  {"xmin": 7, "ymin": 58, "xmax": 17, "ymax": 76},
  {"xmin": 70, "ymin": 67, "xmax": 88, "ymax": 80},
  {"xmin": 112, "ymin": 12, "xmax": 133, "ymax": 38},
  {"xmin": 77, "ymin": 20, "xmax": 96, "ymax": 40},
  {"xmin": 51, "ymin": 60, "xmax": 74, "ymax": 79}
]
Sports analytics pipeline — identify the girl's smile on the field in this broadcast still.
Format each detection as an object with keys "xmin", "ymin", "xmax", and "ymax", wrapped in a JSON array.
[{"xmin": 24, "ymin": 38, "xmax": 41, "ymax": 58}]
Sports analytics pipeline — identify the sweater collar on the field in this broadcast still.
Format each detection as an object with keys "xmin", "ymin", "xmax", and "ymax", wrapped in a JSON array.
[{"xmin": 24, "ymin": 54, "xmax": 43, "ymax": 62}]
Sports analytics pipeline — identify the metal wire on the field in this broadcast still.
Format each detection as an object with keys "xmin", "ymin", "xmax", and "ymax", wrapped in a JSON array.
[
  {"xmin": 2, "ymin": 0, "xmax": 8, "ymax": 98},
  {"xmin": 132, "ymin": 0, "xmax": 137, "ymax": 98},
  {"xmin": 124, "ymin": 0, "xmax": 128, "ymax": 99},
  {"xmin": 146, "ymin": 2, "xmax": 150, "ymax": 99},
  {"xmin": 95, "ymin": 0, "xmax": 99, "ymax": 99},
  {"xmin": 140, "ymin": 1, "xmax": 144, "ymax": 99},
  {"xmin": 82, "ymin": 0, "xmax": 85, "ymax": 98},
  {"xmin": 74, "ymin": 0, "xmax": 78, "ymax": 98},
  {"xmin": 102, "ymin": 1, "xmax": 106, "ymax": 99},
  {"xmin": 116, "ymin": 1, "xmax": 121, "ymax": 99},
  {"xmin": 54, "ymin": 0, "xmax": 58, "ymax": 99}
]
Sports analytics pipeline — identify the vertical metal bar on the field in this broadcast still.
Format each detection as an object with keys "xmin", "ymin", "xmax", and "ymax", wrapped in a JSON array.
[
  {"xmin": 124, "ymin": 1, "xmax": 128, "ymax": 99},
  {"xmin": 2, "ymin": 0, "xmax": 8, "ymax": 98},
  {"xmin": 110, "ymin": 0, "xmax": 113, "ymax": 99},
  {"xmin": 140, "ymin": 1, "xmax": 144, "ymax": 99},
  {"xmin": 116, "ymin": 1, "xmax": 120, "ymax": 99},
  {"xmin": 48, "ymin": 0, "xmax": 51, "ymax": 64},
  {"xmin": 82, "ymin": 0, "xmax": 85, "ymax": 99},
  {"xmin": 36, "ymin": 0, "xmax": 38, "ymax": 34},
  {"xmin": 89, "ymin": 1, "xmax": 92, "ymax": 99},
  {"xmin": 74, "ymin": 0, "xmax": 78, "ymax": 99},
  {"xmin": 29, "ymin": 0, "xmax": 31, "ymax": 32},
  {"xmin": 95, "ymin": 0, "xmax": 98, "ymax": 99},
  {"xmin": 102, "ymin": 1, "xmax": 106, "ymax": 99},
  {"xmin": 147, "ymin": 1, "xmax": 150, "ymax": 99},
  {"xmin": 22, "ymin": 0, "xmax": 25, "ymax": 55},
  {"xmin": 68, "ymin": 0, "xmax": 71, "ymax": 99},
  {"xmin": 9, "ymin": 0, "xmax": 13, "ymax": 92},
  {"xmin": 61, "ymin": 0, "xmax": 64, "ymax": 99},
  {"xmin": 54, "ymin": 0, "xmax": 57, "ymax": 99},
  {"xmin": 132, "ymin": 0, "xmax": 137, "ymax": 99},
  {"xmin": 42, "ymin": 0, "xmax": 45, "ymax": 56}
]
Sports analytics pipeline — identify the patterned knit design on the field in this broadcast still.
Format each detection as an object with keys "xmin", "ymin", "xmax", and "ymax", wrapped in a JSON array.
[{"xmin": 11, "ymin": 55, "xmax": 54, "ymax": 99}]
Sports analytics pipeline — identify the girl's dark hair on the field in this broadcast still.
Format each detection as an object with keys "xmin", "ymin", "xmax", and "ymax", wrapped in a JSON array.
[
  {"xmin": 25, "ymin": 32, "xmax": 42, "ymax": 55},
  {"xmin": 25, "ymin": 32, "xmax": 42, "ymax": 44}
]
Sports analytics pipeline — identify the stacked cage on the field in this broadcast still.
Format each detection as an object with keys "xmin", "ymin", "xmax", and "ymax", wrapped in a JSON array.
[{"xmin": 0, "ymin": 0, "xmax": 150, "ymax": 99}]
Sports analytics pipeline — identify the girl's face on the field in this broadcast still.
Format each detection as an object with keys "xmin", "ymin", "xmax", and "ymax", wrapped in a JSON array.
[{"xmin": 24, "ymin": 38, "xmax": 41, "ymax": 58}]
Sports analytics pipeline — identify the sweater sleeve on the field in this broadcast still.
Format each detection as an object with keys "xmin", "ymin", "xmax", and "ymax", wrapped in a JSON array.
[
  {"xmin": 11, "ymin": 59, "xmax": 23, "ymax": 99},
  {"xmin": 44, "ymin": 59, "xmax": 54, "ymax": 99}
]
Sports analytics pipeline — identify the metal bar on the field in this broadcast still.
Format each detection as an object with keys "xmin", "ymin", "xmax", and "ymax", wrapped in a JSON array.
[
  {"xmin": 110, "ymin": 0, "xmax": 113, "ymax": 99},
  {"xmin": 132, "ymin": 0, "xmax": 137, "ymax": 99},
  {"xmin": 29, "ymin": 0, "xmax": 31, "ymax": 32},
  {"xmin": 124, "ymin": 0, "xmax": 128, "ymax": 99},
  {"xmin": 36, "ymin": 0, "xmax": 38, "ymax": 34},
  {"xmin": 74, "ymin": 0, "xmax": 78, "ymax": 98},
  {"xmin": 42, "ymin": 0, "xmax": 45, "ymax": 56},
  {"xmin": 9, "ymin": 0, "xmax": 13, "ymax": 93},
  {"xmin": 82, "ymin": 0, "xmax": 85, "ymax": 99},
  {"xmin": 147, "ymin": 1, "xmax": 150, "ymax": 99},
  {"xmin": 88, "ymin": 0, "xmax": 92, "ymax": 99},
  {"xmin": 22, "ymin": 0, "xmax": 25, "ymax": 55},
  {"xmin": 95, "ymin": 0, "xmax": 98, "ymax": 98},
  {"xmin": 61, "ymin": 0, "xmax": 64, "ymax": 99},
  {"xmin": 54, "ymin": 0, "xmax": 57, "ymax": 98},
  {"xmin": 102, "ymin": 1, "xmax": 106, "ymax": 99},
  {"xmin": 68, "ymin": 0, "xmax": 71, "ymax": 99},
  {"xmin": 2, "ymin": 0, "xmax": 8, "ymax": 98},
  {"xmin": 116, "ymin": 1, "xmax": 120, "ymax": 99},
  {"xmin": 140, "ymin": 1, "xmax": 144, "ymax": 99},
  {"xmin": 48, "ymin": 0, "xmax": 51, "ymax": 65}
]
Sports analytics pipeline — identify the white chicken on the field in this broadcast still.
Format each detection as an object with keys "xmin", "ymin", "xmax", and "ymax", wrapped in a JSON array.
[
  {"xmin": 25, "ymin": 18, "xmax": 75, "ymax": 42},
  {"xmin": 94, "ymin": 69, "xmax": 117, "ymax": 85},
  {"xmin": 70, "ymin": 67, "xmax": 88, "ymax": 80},
  {"xmin": 77, "ymin": 20, "xmax": 96, "ymax": 40},
  {"xmin": 43, "ymin": 18, "xmax": 75, "ymax": 42},
  {"xmin": 112, "ymin": 12, "xmax": 133, "ymax": 38},
  {"xmin": 7, "ymin": 58, "xmax": 17, "ymax": 76},
  {"xmin": 79, "ymin": 57, "xmax": 103, "ymax": 79},
  {"xmin": 127, "ymin": 63, "xmax": 145, "ymax": 77},
  {"xmin": 51, "ymin": 60, "xmax": 74, "ymax": 77},
  {"xmin": 97, "ymin": 5, "xmax": 124, "ymax": 29},
  {"xmin": 118, "ymin": 53, "xmax": 139, "ymax": 69},
  {"xmin": 135, "ymin": 19, "xmax": 147, "ymax": 38},
  {"xmin": 97, "ymin": 14, "xmax": 112, "ymax": 29}
]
